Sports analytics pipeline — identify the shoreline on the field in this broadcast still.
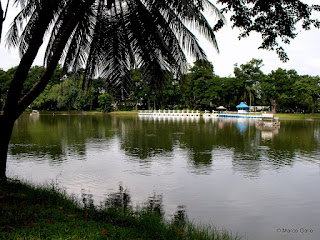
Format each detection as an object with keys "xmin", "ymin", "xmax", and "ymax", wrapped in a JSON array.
[
  {"xmin": 0, "ymin": 179, "xmax": 242, "ymax": 240},
  {"xmin": 26, "ymin": 110, "xmax": 320, "ymax": 120}
]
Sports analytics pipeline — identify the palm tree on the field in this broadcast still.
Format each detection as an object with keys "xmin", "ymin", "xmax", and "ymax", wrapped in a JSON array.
[
  {"xmin": 0, "ymin": 0, "xmax": 10, "ymax": 42},
  {"xmin": 0, "ymin": 0, "xmax": 224, "ymax": 179}
]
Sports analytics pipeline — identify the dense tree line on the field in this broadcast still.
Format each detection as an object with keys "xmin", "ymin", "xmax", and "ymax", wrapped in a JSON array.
[
  {"xmin": 1, "ymin": 58, "xmax": 319, "ymax": 114},
  {"xmin": 131, "ymin": 59, "xmax": 320, "ymax": 114}
]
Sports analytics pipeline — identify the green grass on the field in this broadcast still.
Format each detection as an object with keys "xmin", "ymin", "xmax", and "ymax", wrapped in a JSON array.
[
  {"xmin": 0, "ymin": 179, "xmax": 242, "ymax": 240},
  {"xmin": 109, "ymin": 110, "xmax": 139, "ymax": 115},
  {"xmin": 275, "ymin": 113, "xmax": 320, "ymax": 120},
  {"xmin": 26, "ymin": 110, "xmax": 140, "ymax": 115}
]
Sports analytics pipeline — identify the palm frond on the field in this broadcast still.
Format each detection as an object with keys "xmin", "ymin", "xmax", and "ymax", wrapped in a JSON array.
[
  {"xmin": 6, "ymin": 1, "xmax": 37, "ymax": 49},
  {"xmin": 11, "ymin": 0, "xmax": 224, "ymax": 91}
]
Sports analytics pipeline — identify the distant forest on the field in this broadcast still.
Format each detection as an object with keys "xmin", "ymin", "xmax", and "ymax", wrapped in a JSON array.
[{"xmin": 1, "ymin": 58, "xmax": 319, "ymax": 114}]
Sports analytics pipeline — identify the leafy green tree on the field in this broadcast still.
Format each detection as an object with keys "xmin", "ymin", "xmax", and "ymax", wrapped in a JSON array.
[
  {"xmin": 45, "ymin": 76, "xmax": 93, "ymax": 111},
  {"xmin": 261, "ymin": 68, "xmax": 298, "ymax": 113},
  {"xmin": 98, "ymin": 93, "xmax": 114, "ymax": 112},
  {"xmin": 234, "ymin": 59, "xmax": 265, "ymax": 107},
  {"xmin": 159, "ymin": 78, "xmax": 183, "ymax": 109},
  {"xmin": 27, "ymin": 66, "xmax": 63, "ymax": 109},
  {"xmin": 293, "ymin": 75, "xmax": 320, "ymax": 114},
  {"xmin": 218, "ymin": 77, "xmax": 241, "ymax": 108},
  {"xmin": 184, "ymin": 60, "xmax": 215, "ymax": 109},
  {"xmin": 218, "ymin": 0, "xmax": 320, "ymax": 61},
  {"xmin": 127, "ymin": 69, "xmax": 181, "ymax": 110},
  {"xmin": 31, "ymin": 85, "xmax": 53, "ymax": 110},
  {"xmin": 129, "ymin": 69, "xmax": 147, "ymax": 110}
]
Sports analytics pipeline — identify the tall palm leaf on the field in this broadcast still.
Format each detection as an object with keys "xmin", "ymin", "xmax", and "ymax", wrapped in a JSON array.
[{"xmin": 41, "ymin": 0, "xmax": 224, "ymax": 90}]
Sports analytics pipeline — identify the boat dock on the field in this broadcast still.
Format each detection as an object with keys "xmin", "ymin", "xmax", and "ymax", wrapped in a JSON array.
[
  {"xmin": 139, "ymin": 110, "xmax": 263, "ymax": 119},
  {"xmin": 138, "ymin": 109, "xmax": 200, "ymax": 117},
  {"xmin": 138, "ymin": 103, "xmax": 277, "ymax": 120},
  {"xmin": 218, "ymin": 112, "xmax": 262, "ymax": 119},
  {"xmin": 256, "ymin": 113, "xmax": 280, "ymax": 127}
]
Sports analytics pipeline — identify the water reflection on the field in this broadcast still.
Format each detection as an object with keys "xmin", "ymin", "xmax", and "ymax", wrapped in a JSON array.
[
  {"xmin": 87, "ymin": 184, "xmax": 185, "ymax": 224},
  {"xmin": 9, "ymin": 114, "xmax": 320, "ymax": 177},
  {"xmin": 146, "ymin": 193, "xmax": 164, "ymax": 216},
  {"xmin": 105, "ymin": 185, "xmax": 131, "ymax": 211},
  {"xmin": 258, "ymin": 126, "xmax": 280, "ymax": 140},
  {"xmin": 10, "ymin": 115, "xmax": 116, "ymax": 163},
  {"xmin": 29, "ymin": 113, "xmax": 40, "ymax": 122}
]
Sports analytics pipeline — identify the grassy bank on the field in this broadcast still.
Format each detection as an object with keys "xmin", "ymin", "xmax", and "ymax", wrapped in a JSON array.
[
  {"xmin": 26, "ymin": 110, "xmax": 140, "ymax": 115},
  {"xmin": 0, "ymin": 179, "xmax": 242, "ymax": 240},
  {"xmin": 275, "ymin": 113, "xmax": 320, "ymax": 120},
  {"xmin": 109, "ymin": 110, "xmax": 139, "ymax": 115},
  {"xmin": 25, "ymin": 109, "xmax": 320, "ymax": 120}
]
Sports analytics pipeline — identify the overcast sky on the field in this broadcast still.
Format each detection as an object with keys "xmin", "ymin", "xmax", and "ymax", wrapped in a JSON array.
[
  {"xmin": 195, "ymin": 20, "xmax": 320, "ymax": 77},
  {"xmin": 1, "ymin": 1, "xmax": 320, "ymax": 77}
]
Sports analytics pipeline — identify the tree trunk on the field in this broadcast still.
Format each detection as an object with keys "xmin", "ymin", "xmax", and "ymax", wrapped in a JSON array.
[
  {"xmin": 0, "ymin": 116, "xmax": 14, "ymax": 180},
  {"xmin": 0, "ymin": 10, "xmax": 53, "ymax": 180},
  {"xmin": 113, "ymin": 101, "xmax": 119, "ymax": 111},
  {"xmin": 312, "ymin": 102, "xmax": 315, "ymax": 115},
  {"xmin": 271, "ymin": 98, "xmax": 277, "ymax": 114},
  {"xmin": 0, "ymin": 0, "xmax": 95, "ymax": 179},
  {"xmin": 0, "ymin": 3, "xmax": 3, "ymax": 42}
]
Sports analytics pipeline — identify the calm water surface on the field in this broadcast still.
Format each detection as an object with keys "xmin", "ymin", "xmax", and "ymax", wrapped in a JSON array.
[{"xmin": 7, "ymin": 114, "xmax": 320, "ymax": 240}]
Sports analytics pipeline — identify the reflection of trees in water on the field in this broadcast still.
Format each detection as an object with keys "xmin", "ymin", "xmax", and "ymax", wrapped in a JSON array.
[
  {"xmin": 231, "ymin": 148, "xmax": 295, "ymax": 178},
  {"xmin": 190, "ymin": 151, "xmax": 212, "ymax": 167},
  {"xmin": 146, "ymin": 193, "xmax": 164, "ymax": 216},
  {"xmin": 10, "ymin": 115, "xmax": 320, "ymax": 176},
  {"xmin": 105, "ymin": 185, "xmax": 131, "ymax": 211},
  {"xmin": 119, "ymin": 117, "xmax": 216, "ymax": 167},
  {"xmin": 173, "ymin": 205, "xmax": 187, "ymax": 226},
  {"xmin": 10, "ymin": 114, "xmax": 115, "ymax": 163},
  {"xmin": 118, "ymin": 118, "xmax": 176, "ymax": 160},
  {"xmin": 101, "ymin": 185, "xmax": 186, "ymax": 225},
  {"xmin": 119, "ymin": 117, "xmax": 320, "ymax": 177},
  {"xmin": 232, "ymin": 121, "xmax": 320, "ymax": 177},
  {"xmin": 102, "ymin": 185, "xmax": 165, "ymax": 216}
]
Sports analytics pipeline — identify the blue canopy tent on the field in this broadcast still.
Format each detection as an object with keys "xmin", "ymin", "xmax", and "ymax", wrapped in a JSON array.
[{"xmin": 236, "ymin": 102, "xmax": 249, "ymax": 113}]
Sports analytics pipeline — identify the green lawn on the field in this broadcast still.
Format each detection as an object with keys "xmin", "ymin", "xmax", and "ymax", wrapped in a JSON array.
[{"xmin": 275, "ymin": 113, "xmax": 320, "ymax": 120}]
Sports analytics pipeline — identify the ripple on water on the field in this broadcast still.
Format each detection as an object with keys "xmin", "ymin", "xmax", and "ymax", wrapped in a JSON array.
[{"xmin": 61, "ymin": 173, "xmax": 105, "ymax": 188}]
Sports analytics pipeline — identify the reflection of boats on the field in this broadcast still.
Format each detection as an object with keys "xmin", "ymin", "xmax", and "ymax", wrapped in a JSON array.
[
  {"xmin": 142, "ymin": 115, "xmax": 200, "ymax": 123},
  {"xmin": 256, "ymin": 124, "xmax": 280, "ymax": 139},
  {"xmin": 256, "ymin": 113, "xmax": 280, "ymax": 127},
  {"xmin": 260, "ymin": 128, "xmax": 279, "ymax": 139},
  {"xmin": 29, "ymin": 110, "xmax": 40, "ymax": 121},
  {"xmin": 236, "ymin": 118, "xmax": 248, "ymax": 132},
  {"xmin": 30, "ymin": 110, "xmax": 39, "ymax": 115}
]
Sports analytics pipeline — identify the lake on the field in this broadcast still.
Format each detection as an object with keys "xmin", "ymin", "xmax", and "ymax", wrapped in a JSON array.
[{"xmin": 7, "ymin": 114, "xmax": 320, "ymax": 240}]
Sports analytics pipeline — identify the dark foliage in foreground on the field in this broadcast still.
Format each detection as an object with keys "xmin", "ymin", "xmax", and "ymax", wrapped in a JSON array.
[{"xmin": 0, "ymin": 179, "xmax": 242, "ymax": 239}]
